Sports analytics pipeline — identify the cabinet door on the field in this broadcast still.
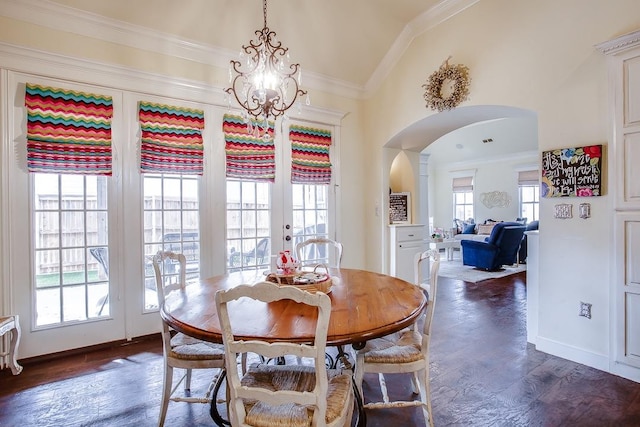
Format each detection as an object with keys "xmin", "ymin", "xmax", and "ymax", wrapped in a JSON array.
[
  {"xmin": 616, "ymin": 53, "xmax": 640, "ymax": 209},
  {"xmin": 615, "ymin": 212, "xmax": 640, "ymax": 368},
  {"xmin": 395, "ymin": 241, "xmax": 424, "ymax": 283}
]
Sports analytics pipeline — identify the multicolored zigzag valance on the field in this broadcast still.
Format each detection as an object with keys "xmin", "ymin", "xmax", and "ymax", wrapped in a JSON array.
[
  {"xmin": 139, "ymin": 101, "xmax": 205, "ymax": 175},
  {"xmin": 25, "ymin": 83, "xmax": 113, "ymax": 175},
  {"xmin": 223, "ymin": 114, "xmax": 275, "ymax": 182},
  {"xmin": 290, "ymin": 124, "xmax": 332, "ymax": 185}
]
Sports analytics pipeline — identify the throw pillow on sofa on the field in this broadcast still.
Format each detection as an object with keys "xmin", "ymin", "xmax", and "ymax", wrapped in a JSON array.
[
  {"xmin": 477, "ymin": 223, "xmax": 496, "ymax": 235},
  {"xmin": 462, "ymin": 223, "xmax": 476, "ymax": 234}
]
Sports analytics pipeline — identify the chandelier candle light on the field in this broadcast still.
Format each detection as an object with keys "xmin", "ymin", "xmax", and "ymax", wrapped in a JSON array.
[{"xmin": 225, "ymin": 0, "xmax": 308, "ymax": 139}]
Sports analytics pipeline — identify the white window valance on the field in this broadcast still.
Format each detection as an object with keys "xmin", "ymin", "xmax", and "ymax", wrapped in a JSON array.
[
  {"xmin": 518, "ymin": 170, "xmax": 539, "ymax": 186},
  {"xmin": 452, "ymin": 176, "xmax": 473, "ymax": 192}
]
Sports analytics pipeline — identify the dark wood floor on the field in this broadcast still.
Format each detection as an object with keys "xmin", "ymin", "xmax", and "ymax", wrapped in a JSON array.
[{"xmin": 3, "ymin": 272, "xmax": 640, "ymax": 426}]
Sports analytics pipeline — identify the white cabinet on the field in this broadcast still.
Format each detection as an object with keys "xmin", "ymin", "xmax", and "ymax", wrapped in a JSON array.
[
  {"xmin": 389, "ymin": 224, "xmax": 426, "ymax": 283},
  {"xmin": 599, "ymin": 29, "xmax": 640, "ymax": 377}
]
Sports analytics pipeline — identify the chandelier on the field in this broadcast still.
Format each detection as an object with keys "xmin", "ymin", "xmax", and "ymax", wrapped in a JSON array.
[{"xmin": 225, "ymin": 0, "xmax": 308, "ymax": 137}]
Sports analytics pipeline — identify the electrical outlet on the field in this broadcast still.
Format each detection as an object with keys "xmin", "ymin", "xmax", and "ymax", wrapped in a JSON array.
[{"xmin": 579, "ymin": 302, "xmax": 592, "ymax": 319}]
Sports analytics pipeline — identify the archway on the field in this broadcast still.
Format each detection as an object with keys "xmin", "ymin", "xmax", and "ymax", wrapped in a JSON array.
[{"xmin": 380, "ymin": 105, "xmax": 538, "ymax": 273}]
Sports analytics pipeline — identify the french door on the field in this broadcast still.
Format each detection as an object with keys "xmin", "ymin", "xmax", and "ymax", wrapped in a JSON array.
[
  {"xmin": 225, "ymin": 122, "xmax": 336, "ymax": 272},
  {"xmin": 5, "ymin": 75, "xmax": 209, "ymax": 357},
  {"xmin": 3, "ymin": 73, "xmax": 338, "ymax": 359},
  {"xmin": 7, "ymin": 74, "xmax": 127, "ymax": 357}
]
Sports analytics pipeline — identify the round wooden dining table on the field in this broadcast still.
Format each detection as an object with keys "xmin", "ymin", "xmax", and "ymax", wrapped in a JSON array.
[
  {"xmin": 160, "ymin": 267, "xmax": 427, "ymax": 348},
  {"xmin": 160, "ymin": 267, "xmax": 427, "ymax": 427}
]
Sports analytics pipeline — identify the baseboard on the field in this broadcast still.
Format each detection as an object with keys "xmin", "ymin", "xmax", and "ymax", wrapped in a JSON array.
[
  {"xmin": 609, "ymin": 360, "xmax": 640, "ymax": 383},
  {"xmin": 535, "ymin": 336, "xmax": 610, "ymax": 372},
  {"xmin": 17, "ymin": 333, "xmax": 161, "ymax": 366}
]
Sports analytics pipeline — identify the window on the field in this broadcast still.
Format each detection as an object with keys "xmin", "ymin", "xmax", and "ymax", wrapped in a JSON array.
[
  {"xmin": 226, "ymin": 180, "xmax": 271, "ymax": 272},
  {"xmin": 222, "ymin": 118, "xmax": 334, "ymax": 272},
  {"xmin": 142, "ymin": 173, "xmax": 200, "ymax": 310},
  {"xmin": 26, "ymin": 83, "xmax": 114, "ymax": 327},
  {"xmin": 518, "ymin": 170, "xmax": 539, "ymax": 222},
  {"xmin": 519, "ymin": 186, "xmax": 539, "ymax": 222},
  {"xmin": 292, "ymin": 184, "xmax": 329, "ymax": 263},
  {"xmin": 33, "ymin": 174, "xmax": 109, "ymax": 326},
  {"xmin": 452, "ymin": 176, "xmax": 474, "ymax": 222}
]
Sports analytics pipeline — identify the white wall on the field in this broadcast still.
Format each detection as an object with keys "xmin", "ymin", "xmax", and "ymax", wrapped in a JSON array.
[
  {"xmin": 2, "ymin": 0, "xmax": 640, "ymax": 379},
  {"xmin": 430, "ymin": 152, "xmax": 538, "ymax": 231},
  {"xmin": 365, "ymin": 0, "xmax": 640, "ymax": 378},
  {"xmin": 0, "ymin": 7, "xmax": 370, "ymax": 270}
]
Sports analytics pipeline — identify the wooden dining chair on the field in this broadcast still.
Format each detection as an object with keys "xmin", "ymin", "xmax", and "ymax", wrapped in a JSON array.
[
  {"xmin": 151, "ymin": 251, "xmax": 227, "ymax": 427},
  {"xmin": 295, "ymin": 236, "xmax": 347, "ymax": 367},
  {"xmin": 353, "ymin": 249, "xmax": 440, "ymax": 427},
  {"xmin": 295, "ymin": 237, "xmax": 343, "ymax": 268},
  {"xmin": 215, "ymin": 281, "xmax": 355, "ymax": 427}
]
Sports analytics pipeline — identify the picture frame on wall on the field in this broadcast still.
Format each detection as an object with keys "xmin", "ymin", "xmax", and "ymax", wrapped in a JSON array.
[
  {"xmin": 541, "ymin": 144, "xmax": 603, "ymax": 198},
  {"xmin": 389, "ymin": 192, "xmax": 411, "ymax": 224}
]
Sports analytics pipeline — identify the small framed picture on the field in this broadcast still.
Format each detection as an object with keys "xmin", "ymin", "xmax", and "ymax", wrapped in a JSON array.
[
  {"xmin": 389, "ymin": 192, "xmax": 411, "ymax": 224},
  {"xmin": 554, "ymin": 203, "xmax": 573, "ymax": 219},
  {"xmin": 579, "ymin": 203, "xmax": 591, "ymax": 219}
]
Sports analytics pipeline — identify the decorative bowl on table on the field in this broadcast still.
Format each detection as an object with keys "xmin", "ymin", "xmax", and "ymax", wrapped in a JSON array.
[{"xmin": 265, "ymin": 264, "xmax": 332, "ymax": 294}]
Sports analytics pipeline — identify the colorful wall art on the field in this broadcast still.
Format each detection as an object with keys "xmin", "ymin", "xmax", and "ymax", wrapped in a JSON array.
[{"xmin": 541, "ymin": 145, "xmax": 603, "ymax": 198}]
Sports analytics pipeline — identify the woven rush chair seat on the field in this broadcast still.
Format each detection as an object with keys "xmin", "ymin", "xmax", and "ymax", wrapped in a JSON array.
[
  {"xmin": 359, "ymin": 329, "xmax": 423, "ymax": 364},
  {"xmin": 353, "ymin": 249, "xmax": 440, "ymax": 427},
  {"xmin": 240, "ymin": 363, "xmax": 353, "ymax": 427},
  {"xmin": 216, "ymin": 281, "xmax": 354, "ymax": 427},
  {"xmin": 169, "ymin": 333, "xmax": 225, "ymax": 361},
  {"xmin": 152, "ymin": 251, "xmax": 228, "ymax": 427}
]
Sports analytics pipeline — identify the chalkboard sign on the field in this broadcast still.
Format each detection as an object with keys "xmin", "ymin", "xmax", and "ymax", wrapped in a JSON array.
[
  {"xmin": 390, "ymin": 192, "xmax": 411, "ymax": 224},
  {"xmin": 541, "ymin": 144, "xmax": 603, "ymax": 198}
]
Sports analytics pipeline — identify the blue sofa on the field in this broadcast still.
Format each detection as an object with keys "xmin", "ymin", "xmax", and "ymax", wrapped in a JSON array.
[{"xmin": 461, "ymin": 222, "xmax": 526, "ymax": 271}]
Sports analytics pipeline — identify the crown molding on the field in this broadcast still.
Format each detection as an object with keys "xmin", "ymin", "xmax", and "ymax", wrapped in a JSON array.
[
  {"xmin": 364, "ymin": 0, "xmax": 481, "ymax": 97},
  {"xmin": 0, "ymin": 41, "xmax": 224, "ymax": 103},
  {"xmin": 0, "ymin": 41, "xmax": 347, "ymax": 124},
  {"xmin": 1, "ymin": 0, "xmax": 478, "ymax": 100},
  {"xmin": 596, "ymin": 29, "xmax": 640, "ymax": 55}
]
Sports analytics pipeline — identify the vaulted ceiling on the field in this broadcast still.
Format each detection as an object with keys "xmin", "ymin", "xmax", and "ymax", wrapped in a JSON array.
[
  {"xmin": 34, "ymin": 0, "xmax": 535, "ymax": 163},
  {"xmin": 47, "ymin": 0, "xmax": 473, "ymax": 94}
]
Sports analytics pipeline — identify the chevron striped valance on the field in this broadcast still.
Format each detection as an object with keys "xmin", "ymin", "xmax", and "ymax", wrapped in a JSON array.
[
  {"xmin": 25, "ymin": 83, "xmax": 113, "ymax": 175},
  {"xmin": 139, "ymin": 101, "xmax": 205, "ymax": 175},
  {"xmin": 290, "ymin": 124, "xmax": 332, "ymax": 185},
  {"xmin": 223, "ymin": 114, "xmax": 275, "ymax": 182}
]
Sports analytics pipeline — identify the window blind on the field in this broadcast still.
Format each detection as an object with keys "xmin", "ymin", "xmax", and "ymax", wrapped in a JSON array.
[
  {"xmin": 139, "ymin": 101, "xmax": 204, "ymax": 175},
  {"xmin": 518, "ymin": 170, "xmax": 539, "ymax": 186},
  {"xmin": 25, "ymin": 83, "xmax": 113, "ymax": 175},
  {"xmin": 452, "ymin": 176, "xmax": 473, "ymax": 192},
  {"xmin": 289, "ymin": 124, "xmax": 332, "ymax": 184},
  {"xmin": 223, "ymin": 114, "xmax": 275, "ymax": 182}
]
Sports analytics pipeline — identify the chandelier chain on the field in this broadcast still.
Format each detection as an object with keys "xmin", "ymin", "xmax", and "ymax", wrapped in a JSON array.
[
  {"xmin": 263, "ymin": 0, "xmax": 268, "ymax": 29},
  {"xmin": 224, "ymin": 0, "xmax": 308, "ymax": 139}
]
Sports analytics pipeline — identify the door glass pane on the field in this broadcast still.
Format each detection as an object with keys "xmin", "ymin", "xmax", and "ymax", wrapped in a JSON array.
[
  {"xmin": 34, "ymin": 212, "xmax": 59, "ymax": 249},
  {"xmin": 63, "ymin": 285, "xmax": 87, "ymax": 322},
  {"xmin": 36, "ymin": 288, "xmax": 60, "ymax": 327},
  {"xmin": 61, "ymin": 248, "xmax": 85, "ymax": 285},
  {"xmin": 292, "ymin": 184, "xmax": 329, "ymax": 263},
  {"xmin": 226, "ymin": 180, "xmax": 271, "ymax": 272},
  {"xmin": 33, "ymin": 173, "xmax": 109, "ymax": 327},
  {"xmin": 142, "ymin": 173, "xmax": 200, "ymax": 310}
]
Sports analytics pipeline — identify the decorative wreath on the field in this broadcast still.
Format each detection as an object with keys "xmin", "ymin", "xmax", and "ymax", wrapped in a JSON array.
[{"xmin": 422, "ymin": 57, "xmax": 471, "ymax": 112}]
